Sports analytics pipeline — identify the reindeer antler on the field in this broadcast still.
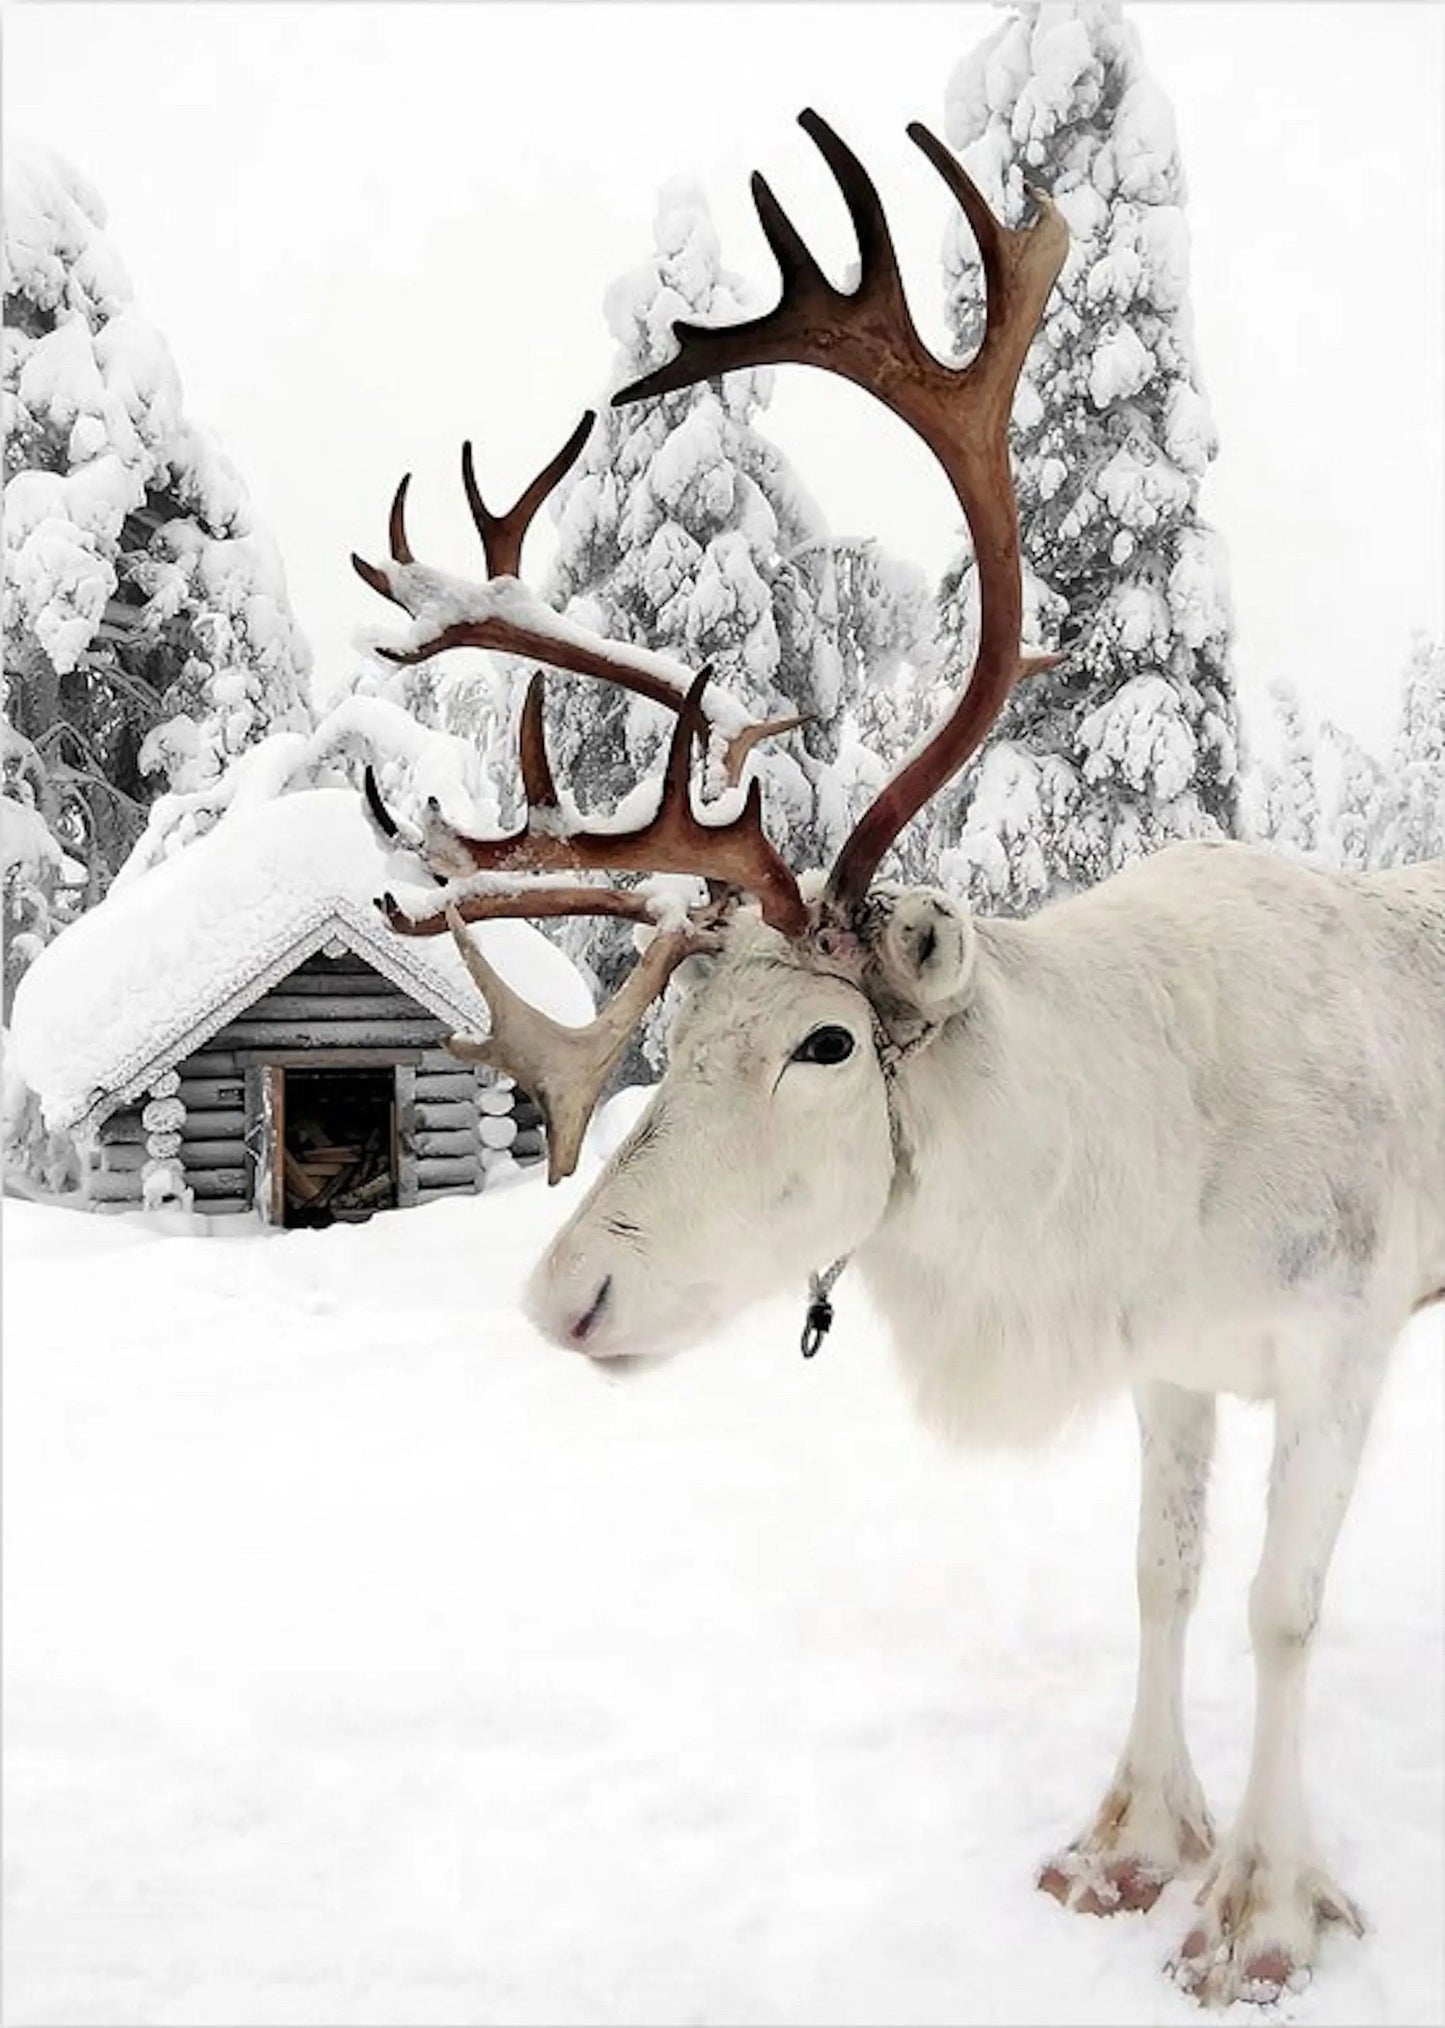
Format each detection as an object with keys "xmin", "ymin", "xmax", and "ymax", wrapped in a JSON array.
[
  {"xmin": 357, "ymin": 424, "xmax": 818, "ymax": 1177},
  {"xmin": 615, "ymin": 110, "xmax": 1068, "ymax": 916},
  {"xmin": 374, "ymin": 669, "xmax": 807, "ymax": 937},
  {"xmin": 352, "ymin": 419, "xmax": 807, "ymax": 787},
  {"xmin": 444, "ymin": 905, "xmax": 714, "ymax": 1183},
  {"xmin": 368, "ymin": 667, "xmax": 803, "ymax": 1177}
]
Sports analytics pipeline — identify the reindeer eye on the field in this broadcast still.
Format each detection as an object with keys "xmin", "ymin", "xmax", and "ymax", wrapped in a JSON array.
[{"xmin": 791, "ymin": 1024, "xmax": 856, "ymax": 1066}]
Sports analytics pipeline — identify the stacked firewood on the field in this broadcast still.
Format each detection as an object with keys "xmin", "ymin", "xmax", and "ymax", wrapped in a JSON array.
[{"xmin": 284, "ymin": 1118, "xmax": 392, "ymax": 1216}]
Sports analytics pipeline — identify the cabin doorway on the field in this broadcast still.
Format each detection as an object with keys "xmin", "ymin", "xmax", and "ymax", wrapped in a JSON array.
[{"xmin": 280, "ymin": 1066, "xmax": 397, "ymax": 1226}]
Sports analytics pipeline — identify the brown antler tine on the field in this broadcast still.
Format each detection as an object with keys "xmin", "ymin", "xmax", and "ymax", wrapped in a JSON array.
[
  {"xmin": 388, "ymin": 474, "xmax": 415, "ymax": 565},
  {"xmin": 461, "ymin": 412, "xmax": 595, "ymax": 579},
  {"xmin": 363, "ymin": 765, "xmax": 400, "ymax": 842},
  {"xmin": 797, "ymin": 108, "xmax": 907, "ymax": 309},
  {"xmin": 351, "ymin": 552, "xmax": 406, "ymax": 608},
  {"xmin": 459, "ymin": 440, "xmax": 498, "ymax": 570},
  {"xmin": 750, "ymin": 170, "xmax": 829, "ymax": 299},
  {"xmin": 443, "ymin": 903, "xmax": 696, "ymax": 1182},
  {"xmin": 502, "ymin": 410, "xmax": 595, "ymax": 559},
  {"xmin": 907, "ymin": 122, "xmax": 1010, "ymax": 315},
  {"xmin": 908, "ymin": 123, "xmax": 1066, "ymax": 393},
  {"xmin": 518, "ymin": 671, "xmax": 560, "ymax": 812},
  {"xmin": 722, "ymin": 712, "xmax": 810, "ymax": 787},
  {"xmin": 661, "ymin": 667, "xmax": 709, "ymax": 806}
]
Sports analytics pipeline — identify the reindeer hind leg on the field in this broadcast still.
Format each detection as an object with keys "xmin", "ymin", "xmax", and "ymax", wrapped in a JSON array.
[{"xmin": 1171, "ymin": 1331, "xmax": 1384, "ymax": 2006}]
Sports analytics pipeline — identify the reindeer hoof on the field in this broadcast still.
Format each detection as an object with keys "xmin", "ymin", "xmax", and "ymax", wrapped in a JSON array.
[
  {"xmin": 1038, "ymin": 1849, "xmax": 1169, "ymax": 1916},
  {"xmin": 1039, "ymin": 1781, "xmax": 1211, "ymax": 1919},
  {"xmin": 1167, "ymin": 1845, "xmax": 1363, "ymax": 2007}
]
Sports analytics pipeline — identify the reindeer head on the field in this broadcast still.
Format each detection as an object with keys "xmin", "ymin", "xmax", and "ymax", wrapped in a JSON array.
[{"xmin": 356, "ymin": 111, "xmax": 1066, "ymax": 1358}]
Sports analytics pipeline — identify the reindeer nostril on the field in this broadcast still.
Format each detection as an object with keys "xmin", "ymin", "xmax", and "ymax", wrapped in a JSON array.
[{"xmin": 569, "ymin": 1274, "xmax": 612, "ymax": 1347}]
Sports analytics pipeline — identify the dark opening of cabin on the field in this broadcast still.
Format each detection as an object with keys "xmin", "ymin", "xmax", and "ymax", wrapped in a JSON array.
[{"xmin": 282, "ymin": 1067, "xmax": 396, "ymax": 1227}]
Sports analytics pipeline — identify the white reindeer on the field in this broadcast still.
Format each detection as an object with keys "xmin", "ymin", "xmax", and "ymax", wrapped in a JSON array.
[{"xmin": 358, "ymin": 113, "xmax": 1445, "ymax": 2008}]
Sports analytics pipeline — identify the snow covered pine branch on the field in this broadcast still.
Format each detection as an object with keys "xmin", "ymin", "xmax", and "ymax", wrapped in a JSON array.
[{"xmin": 358, "ymin": 111, "xmax": 1445, "ymax": 2011}]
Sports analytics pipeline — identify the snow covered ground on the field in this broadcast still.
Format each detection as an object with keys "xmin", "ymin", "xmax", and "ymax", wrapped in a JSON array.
[{"xmin": 4, "ymin": 1171, "xmax": 1441, "ymax": 2027}]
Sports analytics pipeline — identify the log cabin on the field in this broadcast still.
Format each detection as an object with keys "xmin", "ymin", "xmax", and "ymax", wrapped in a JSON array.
[{"xmin": 7, "ymin": 789, "xmax": 594, "ymax": 1225}]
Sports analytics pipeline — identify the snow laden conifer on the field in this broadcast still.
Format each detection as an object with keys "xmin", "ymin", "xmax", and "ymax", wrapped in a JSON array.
[
  {"xmin": 1242, "ymin": 636, "xmax": 1442, "ymax": 871},
  {"xmin": 1327, "ymin": 634, "xmax": 1443, "ymax": 869},
  {"xmin": 1385, "ymin": 633, "xmax": 1445, "ymax": 863},
  {"xmin": 1240, "ymin": 680, "xmax": 1323, "ymax": 863},
  {"xmin": 541, "ymin": 178, "xmax": 926, "ymax": 1014},
  {"xmin": 926, "ymin": 0, "xmax": 1239, "ymax": 910},
  {"xmin": 2, "ymin": 143, "xmax": 313, "ymax": 927}
]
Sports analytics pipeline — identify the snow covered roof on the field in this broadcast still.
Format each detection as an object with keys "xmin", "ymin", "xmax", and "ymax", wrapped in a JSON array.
[{"xmin": 7, "ymin": 789, "xmax": 594, "ymax": 1132}]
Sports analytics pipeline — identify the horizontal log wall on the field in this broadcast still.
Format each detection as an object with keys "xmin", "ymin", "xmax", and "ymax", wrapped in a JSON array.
[
  {"xmin": 177, "ymin": 1077, "xmax": 247, "ymax": 1110},
  {"xmin": 415, "ymin": 1127, "xmax": 477, "ymax": 1160},
  {"xmin": 184, "ymin": 1138, "xmax": 249, "ymax": 1169},
  {"xmin": 413, "ymin": 1071, "xmax": 476, "ymax": 1104},
  {"xmin": 181, "ymin": 1109, "xmax": 246, "ymax": 1141},
  {"xmin": 84, "ymin": 1116, "xmax": 144, "ymax": 1202},
  {"xmin": 416, "ymin": 1154, "xmax": 477, "ymax": 1189},
  {"xmin": 209, "ymin": 950, "xmax": 454, "ymax": 1061},
  {"xmin": 415, "ymin": 1097, "xmax": 474, "ymax": 1132}
]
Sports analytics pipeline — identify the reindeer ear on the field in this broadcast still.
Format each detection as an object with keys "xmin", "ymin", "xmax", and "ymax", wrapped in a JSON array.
[{"xmin": 872, "ymin": 887, "xmax": 977, "ymax": 1016}]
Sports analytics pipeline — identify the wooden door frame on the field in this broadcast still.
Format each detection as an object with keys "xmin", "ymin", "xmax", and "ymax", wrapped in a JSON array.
[{"xmin": 246, "ymin": 1056, "xmax": 416, "ymax": 1221}]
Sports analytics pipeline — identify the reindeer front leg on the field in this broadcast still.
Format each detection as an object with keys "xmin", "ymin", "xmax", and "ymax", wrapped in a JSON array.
[
  {"xmin": 1172, "ymin": 1364, "xmax": 1376, "ymax": 2007},
  {"xmin": 1041, "ymin": 1380, "xmax": 1215, "ymax": 1915}
]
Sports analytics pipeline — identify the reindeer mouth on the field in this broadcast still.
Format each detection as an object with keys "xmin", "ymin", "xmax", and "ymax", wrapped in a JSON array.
[{"xmin": 569, "ymin": 1273, "xmax": 612, "ymax": 1347}]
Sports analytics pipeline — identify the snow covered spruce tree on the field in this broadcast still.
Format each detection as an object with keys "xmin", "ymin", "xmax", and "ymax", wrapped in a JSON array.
[
  {"xmin": 1240, "ymin": 679, "xmax": 1323, "ymax": 863},
  {"xmin": 924, "ymin": 0, "xmax": 1239, "ymax": 910},
  {"xmin": 1384, "ymin": 632, "xmax": 1445, "ymax": 863},
  {"xmin": 541, "ymin": 177, "xmax": 926, "ymax": 1014},
  {"xmin": 2, "ymin": 143, "xmax": 312, "ymax": 927},
  {"xmin": 1241, "ymin": 635, "xmax": 1441, "ymax": 871},
  {"xmin": 1328, "ymin": 633, "xmax": 1444, "ymax": 869}
]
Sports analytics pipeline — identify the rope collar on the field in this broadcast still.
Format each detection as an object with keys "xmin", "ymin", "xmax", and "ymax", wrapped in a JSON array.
[{"xmin": 798, "ymin": 1012, "xmax": 937, "ymax": 1358}]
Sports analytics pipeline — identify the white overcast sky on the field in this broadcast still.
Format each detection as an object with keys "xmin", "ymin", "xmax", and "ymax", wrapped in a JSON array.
[{"xmin": 7, "ymin": 2, "xmax": 1443, "ymax": 755}]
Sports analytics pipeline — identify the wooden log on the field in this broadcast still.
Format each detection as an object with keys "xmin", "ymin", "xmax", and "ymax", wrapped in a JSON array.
[
  {"xmin": 415, "ymin": 1073, "xmax": 478, "ymax": 1103},
  {"xmin": 415, "ymin": 1127, "xmax": 478, "ymax": 1160},
  {"xmin": 177, "ymin": 1078, "xmax": 247, "ymax": 1110},
  {"xmin": 197, "ymin": 1198, "xmax": 251, "ymax": 1217},
  {"xmin": 414, "ymin": 1098, "xmax": 475, "ymax": 1131},
  {"xmin": 477, "ymin": 1086, "xmax": 514, "ymax": 1117},
  {"xmin": 234, "ymin": 1048, "xmax": 422, "ymax": 1069},
  {"xmin": 282, "ymin": 1150, "xmax": 325, "ymax": 1205},
  {"xmin": 420, "ymin": 1047, "xmax": 468, "ymax": 1072},
  {"xmin": 177, "ymin": 1051, "xmax": 240, "ymax": 1077},
  {"xmin": 416, "ymin": 1154, "xmax": 480, "ymax": 1189},
  {"xmin": 217, "ymin": 1019, "xmax": 445, "ymax": 1049},
  {"xmin": 417, "ymin": 1184, "xmax": 480, "ymax": 1204},
  {"xmin": 277, "ymin": 970, "xmax": 412, "ymax": 996},
  {"xmin": 188, "ymin": 1167, "xmax": 250, "ymax": 1198},
  {"xmin": 395, "ymin": 1064, "xmax": 418, "ymax": 1210},
  {"xmin": 98, "ymin": 1141, "xmax": 148, "ymax": 1174},
  {"xmin": 479, "ymin": 1116, "xmax": 517, "ymax": 1151},
  {"xmin": 295, "ymin": 951, "xmax": 373, "ymax": 974},
  {"xmin": 86, "ymin": 1168, "xmax": 143, "ymax": 1204},
  {"xmin": 180, "ymin": 1110, "xmax": 246, "ymax": 1141},
  {"xmin": 512, "ymin": 1128, "xmax": 545, "ymax": 1160},
  {"xmin": 182, "ymin": 1138, "xmax": 249, "ymax": 1169},
  {"xmin": 246, "ymin": 992, "xmax": 425, "ymax": 1023}
]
